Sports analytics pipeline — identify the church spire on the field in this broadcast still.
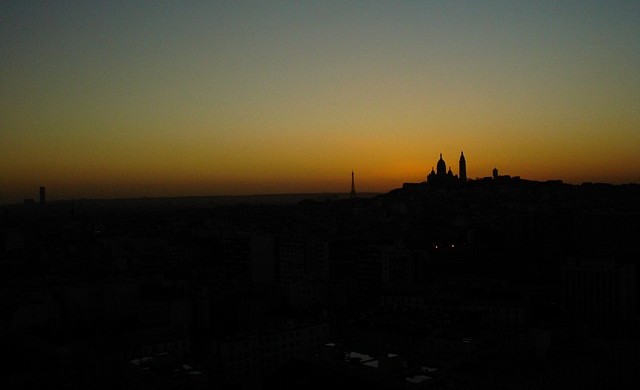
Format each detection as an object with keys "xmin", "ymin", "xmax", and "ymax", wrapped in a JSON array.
[
  {"xmin": 459, "ymin": 151, "xmax": 467, "ymax": 181},
  {"xmin": 437, "ymin": 153, "xmax": 446, "ymax": 176}
]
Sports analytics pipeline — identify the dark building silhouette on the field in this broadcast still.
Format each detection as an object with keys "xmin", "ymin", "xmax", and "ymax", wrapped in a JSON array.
[
  {"xmin": 427, "ymin": 152, "xmax": 463, "ymax": 185},
  {"xmin": 459, "ymin": 151, "xmax": 466, "ymax": 181},
  {"xmin": 39, "ymin": 186, "xmax": 46, "ymax": 204},
  {"xmin": 437, "ymin": 153, "xmax": 446, "ymax": 176}
]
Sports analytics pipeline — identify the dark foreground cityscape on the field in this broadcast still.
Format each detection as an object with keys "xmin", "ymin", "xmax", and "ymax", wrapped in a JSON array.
[{"xmin": 1, "ymin": 154, "xmax": 639, "ymax": 389}]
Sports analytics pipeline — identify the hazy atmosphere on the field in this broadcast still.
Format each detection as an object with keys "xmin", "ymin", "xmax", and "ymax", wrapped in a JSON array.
[{"xmin": 2, "ymin": 1, "xmax": 639, "ymax": 203}]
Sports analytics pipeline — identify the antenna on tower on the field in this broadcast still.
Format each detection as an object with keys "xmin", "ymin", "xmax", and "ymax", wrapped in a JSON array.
[{"xmin": 350, "ymin": 170, "xmax": 356, "ymax": 199}]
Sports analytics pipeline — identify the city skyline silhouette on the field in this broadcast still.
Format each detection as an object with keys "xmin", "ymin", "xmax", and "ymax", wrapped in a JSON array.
[
  {"xmin": 1, "ymin": 4, "xmax": 638, "ymax": 386},
  {"xmin": 1, "ymin": 2, "xmax": 639, "ymax": 203},
  {"xmin": 2, "ymin": 156, "xmax": 638, "ymax": 389},
  {"xmin": 5, "ymin": 149, "xmax": 640, "ymax": 205}
]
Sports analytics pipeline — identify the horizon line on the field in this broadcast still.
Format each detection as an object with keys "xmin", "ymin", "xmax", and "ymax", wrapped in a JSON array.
[{"xmin": 4, "ymin": 178, "xmax": 640, "ymax": 206}]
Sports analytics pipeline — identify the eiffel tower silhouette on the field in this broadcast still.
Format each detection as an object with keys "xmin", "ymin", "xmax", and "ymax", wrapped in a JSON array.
[{"xmin": 350, "ymin": 171, "xmax": 356, "ymax": 199}]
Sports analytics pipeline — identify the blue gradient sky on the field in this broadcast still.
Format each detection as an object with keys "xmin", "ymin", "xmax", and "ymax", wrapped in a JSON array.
[{"xmin": 1, "ymin": 1, "xmax": 639, "ymax": 202}]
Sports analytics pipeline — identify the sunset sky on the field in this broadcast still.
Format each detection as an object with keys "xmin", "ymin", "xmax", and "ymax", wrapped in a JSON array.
[{"xmin": 1, "ymin": 1, "xmax": 639, "ymax": 203}]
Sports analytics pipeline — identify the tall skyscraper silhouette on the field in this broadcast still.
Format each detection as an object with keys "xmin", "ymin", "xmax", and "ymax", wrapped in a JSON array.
[
  {"xmin": 459, "ymin": 151, "xmax": 467, "ymax": 181},
  {"xmin": 351, "ymin": 171, "xmax": 356, "ymax": 199},
  {"xmin": 39, "ymin": 186, "xmax": 46, "ymax": 204}
]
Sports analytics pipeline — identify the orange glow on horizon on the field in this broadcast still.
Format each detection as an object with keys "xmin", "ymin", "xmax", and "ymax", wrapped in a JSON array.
[{"xmin": 1, "ymin": 2, "xmax": 638, "ymax": 203}]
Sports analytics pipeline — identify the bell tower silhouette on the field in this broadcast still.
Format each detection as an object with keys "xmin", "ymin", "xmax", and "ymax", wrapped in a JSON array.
[{"xmin": 459, "ymin": 151, "xmax": 467, "ymax": 181}]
